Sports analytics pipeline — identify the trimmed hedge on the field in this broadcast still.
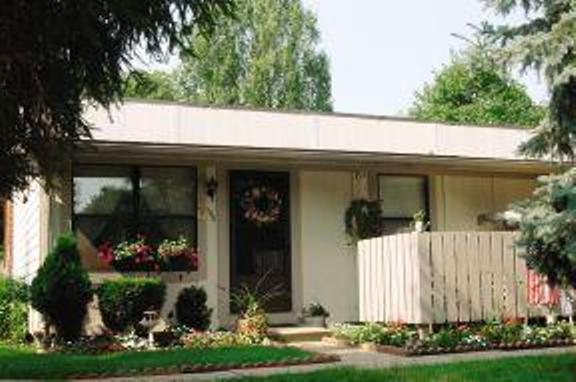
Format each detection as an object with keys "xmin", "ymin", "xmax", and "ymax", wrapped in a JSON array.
[
  {"xmin": 0, "ymin": 277, "xmax": 29, "ymax": 343},
  {"xmin": 30, "ymin": 233, "xmax": 93, "ymax": 341},
  {"xmin": 97, "ymin": 277, "xmax": 166, "ymax": 333},
  {"xmin": 175, "ymin": 286, "xmax": 212, "ymax": 330}
]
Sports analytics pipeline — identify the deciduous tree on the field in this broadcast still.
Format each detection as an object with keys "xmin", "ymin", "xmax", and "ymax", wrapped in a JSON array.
[
  {"xmin": 411, "ymin": 39, "xmax": 544, "ymax": 127},
  {"xmin": 174, "ymin": 0, "xmax": 332, "ymax": 111}
]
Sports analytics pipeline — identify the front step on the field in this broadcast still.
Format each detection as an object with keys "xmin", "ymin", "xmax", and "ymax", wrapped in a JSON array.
[{"xmin": 267, "ymin": 326, "xmax": 331, "ymax": 343}]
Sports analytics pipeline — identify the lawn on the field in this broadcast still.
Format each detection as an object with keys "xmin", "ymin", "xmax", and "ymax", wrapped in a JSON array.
[
  {"xmin": 0, "ymin": 344, "xmax": 312, "ymax": 379},
  {"xmin": 235, "ymin": 352, "xmax": 576, "ymax": 382}
]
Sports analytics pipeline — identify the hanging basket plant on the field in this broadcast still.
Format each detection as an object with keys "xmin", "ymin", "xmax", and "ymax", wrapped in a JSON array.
[
  {"xmin": 240, "ymin": 184, "xmax": 282, "ymax": 227},
  {"xmin": 345, "ymin": 199, "xmax": 384, "ymax": 243}
]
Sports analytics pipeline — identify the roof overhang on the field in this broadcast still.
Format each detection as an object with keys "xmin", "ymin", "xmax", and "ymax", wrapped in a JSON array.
[{"xmin": 80, "ymin": 100, "xmax": 552, "ymax": 175}]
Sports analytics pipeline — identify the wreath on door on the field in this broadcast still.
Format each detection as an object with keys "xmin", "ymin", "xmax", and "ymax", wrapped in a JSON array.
[{"xmin": 240, "ymin": 184, "xmax": 282, "ymax": 226}]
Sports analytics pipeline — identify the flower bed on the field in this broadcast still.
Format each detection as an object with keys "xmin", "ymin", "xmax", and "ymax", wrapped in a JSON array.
[
  {"xmin": 180, "ymin": 330, "xmax": 266, "ymax": 348},
  {"xmin": 328, "ymin": 321, "xmax": 576, "ymax": 356}
]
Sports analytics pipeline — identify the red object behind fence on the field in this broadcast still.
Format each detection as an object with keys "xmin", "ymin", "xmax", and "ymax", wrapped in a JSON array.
[{"xmin": 527, "ymin": 269, "xmax": 560, "ymax": 306}]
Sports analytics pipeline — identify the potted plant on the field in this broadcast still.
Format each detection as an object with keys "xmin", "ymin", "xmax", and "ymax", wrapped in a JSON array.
[
  {"xmin": 157, "ymin": 236, "xmax": 198, "ymax": 271},
  {"xmin": 230, "ymin": 275, "xmax": 283, "ymax": 340},
  {"xmin": 412, "ymin": 210, "xmax": 428, "ymax": 233},
  {"xmin": 231, "ymin": 286, "xmax": 269, "ymax": 340},
  {"xmin": 98, "ymin": 236, "xmax": 160, "ymax": 272},
  {"xmin": 302, "ymin": 303, "xmax": 329, "ymax": 327}
]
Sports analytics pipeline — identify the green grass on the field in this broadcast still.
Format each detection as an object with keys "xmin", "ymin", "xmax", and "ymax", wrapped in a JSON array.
[
  {"xmin": 0, "ymin": 344, "xmax": 312, "ymax": 379},
  {"xmin": 235, "ymin": 353, "xmax": 576, "ymax": 382}
]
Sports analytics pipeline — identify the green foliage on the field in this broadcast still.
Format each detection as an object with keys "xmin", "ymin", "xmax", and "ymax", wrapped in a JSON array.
[
  {"xmin": 479, "ymin": 321, "xmax": 523, "ymax": 344},
  {"xmin": 174, "ymin": 0, "xmax": 332, "ymax": 111},
  {"xmin": 181, "ymin": 330, "xmax": 263, "ymax": 348},
  {"xmin": 96, "ymin": 277, "xmax": 166, "ymax": 333},
  {"xmin": 512, "ymin": 169, "xmax": 576, "ymax": 288},
  {"xmin": 0, "ymin": 0, "xmax": 235, "ymax": 199},
  {"xmin": 344, "ymin": 199, "xmax": 384, "ymax": 242},
  {"xmin": 302, "ymin": 303, "xmax": 329, "ymax": 317},
  {"xmin": 0, "ymin": 277, "xmax": 29, "ymax": 343},
  {"xmin": 123, "ymin": 71, "xmax": 177, "ymax": 101},
  {"xmin": 175, "ymin": 286, "xmax": 212, "ymax": 330},
  {"xmin": 411, "ymin": 50, "xmax": 544, "ymax": 127},
  {"xmin": 30, "ymin": 233, "xmax": 93, "ymax": 341},
  {"xmin": 331, "ymin": 323, "xmax": 417, "ymax": 347},
  {"xmin": 332, "ymin": 321, "xmax": 575, "ymax": 351},
  {"xmin": 483, "ymin": 0, "xmax": 576, "ymax": 160}
]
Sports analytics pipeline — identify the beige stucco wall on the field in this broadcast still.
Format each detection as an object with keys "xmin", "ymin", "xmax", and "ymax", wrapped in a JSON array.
[
  {"xmin": 299, "ymin": 171, "xmax": 358, "ymax": 323},
  {"xmin": 431, "ymin": 175, "xmax": 536, "ymax": 231}
]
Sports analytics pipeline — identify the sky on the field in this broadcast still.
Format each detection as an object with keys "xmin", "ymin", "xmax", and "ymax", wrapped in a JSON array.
[
  {"xmin": 138, "ymin": 0, "xmax": 549, "ymax": 117},
  {"xmin": 301, "ymin": 0, "xmax": 548, "ymax": 116}
]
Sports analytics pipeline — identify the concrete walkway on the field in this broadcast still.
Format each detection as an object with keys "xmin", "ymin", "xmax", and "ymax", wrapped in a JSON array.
[{"xmin": 87, "ymin": 343, "xmax": 576, "ymax": 382}]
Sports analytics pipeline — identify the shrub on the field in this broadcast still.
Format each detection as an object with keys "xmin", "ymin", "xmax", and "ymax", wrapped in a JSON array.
[
  {"xmin": 30, "ymin": 233, "xmax": 93, "ymax": 341},
  {"xmin": 513, "ymin": 169, "xmax": 576, "ymax": 288},
  {"xmin": 175, "ymin": 286, "xmax": 212, "ymax": 330},
  {"xmin": 0, "ymin": 276, "xmax": 29, "ymax": 343},
  {"xmin": 96, "ymin": 276, "xmax": 166, "ymax": 333}
]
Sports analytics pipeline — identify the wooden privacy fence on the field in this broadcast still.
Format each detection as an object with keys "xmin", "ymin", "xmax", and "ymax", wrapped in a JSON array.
[{"xmin": 358, "ymin": 232, "xmax": 530, "ymax": 324}]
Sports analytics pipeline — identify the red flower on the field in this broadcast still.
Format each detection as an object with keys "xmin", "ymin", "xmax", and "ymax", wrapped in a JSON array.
[{"xmin": 97, "ymin": 243, "xmax": 114, "ymax": 264}]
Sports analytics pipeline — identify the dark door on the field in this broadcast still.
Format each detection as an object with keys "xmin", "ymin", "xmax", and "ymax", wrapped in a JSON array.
[{"xmin": 229, "ymin": 170, "xmax": 292, "ymax": 312}]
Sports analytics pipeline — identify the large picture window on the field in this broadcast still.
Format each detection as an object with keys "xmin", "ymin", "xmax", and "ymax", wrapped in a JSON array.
[
  {"xmin": 378, "ymin": 175, "xmax": 428, "ymax": 234},
  {"xmin": 73, "ymin": 165, "xmax": 197, "ymax": 250}
]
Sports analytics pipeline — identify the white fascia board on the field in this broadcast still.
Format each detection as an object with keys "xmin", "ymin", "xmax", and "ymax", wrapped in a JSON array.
[{"xmin": 85, "ymin": 101, "xmax": 534, "ymax": 162}]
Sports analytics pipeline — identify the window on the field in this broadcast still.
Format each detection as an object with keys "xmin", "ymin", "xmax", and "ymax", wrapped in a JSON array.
[
  {"xmin": 73, "ymin": 165, "xmax": 197, "ymax": 250},
  {"xmin": 378, "ymin": 175, "xmax": 428, "ymax": 234}
]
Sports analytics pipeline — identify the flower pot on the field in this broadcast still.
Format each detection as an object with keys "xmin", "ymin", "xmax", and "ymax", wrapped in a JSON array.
[
  {"xmin": 163, "ymin": 255, "xmax": 198, "ymax": 272},
  {"xmin": 237, "ymin": 315, "xmax": 267, "ymax": 338},
  {"xmin": 414, "ymin": 221, "xmax": 425, "ymax": 232},
  {"xmin": 111, "ymin": 258, "xmax": 159, "ymax": 272},
  {"xmin": 303, "ymin": 316, "xmax": 327, "ymax": 328}
]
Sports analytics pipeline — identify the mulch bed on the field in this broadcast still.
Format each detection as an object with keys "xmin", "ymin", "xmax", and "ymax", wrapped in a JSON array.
[
  {"xmin": 323, "ymin": 336, "xmax": 576, "ymax": 357},
  {"xmin": 70, "ymin": 353, "xmax": 340, "ymax": 379}
]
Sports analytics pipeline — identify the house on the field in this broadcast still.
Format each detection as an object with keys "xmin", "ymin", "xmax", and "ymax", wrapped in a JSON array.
[{"xmin": 2, "ymin": 100, "xmax": 549, "ymax": 330}]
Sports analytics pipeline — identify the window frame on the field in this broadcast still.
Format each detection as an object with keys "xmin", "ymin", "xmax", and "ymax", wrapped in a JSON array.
[
  {"xmin": 71, "ymin": 164, "xmax": 198, "ymax": 247},
  {"xmin": 376, "ymin": 173, "xmax": 430, "ymax": 230}
]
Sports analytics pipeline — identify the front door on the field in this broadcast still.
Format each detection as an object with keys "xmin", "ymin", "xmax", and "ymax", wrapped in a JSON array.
[{"xmin": 229, "ymin": 170, "xmax": 292, "ymax": 312}]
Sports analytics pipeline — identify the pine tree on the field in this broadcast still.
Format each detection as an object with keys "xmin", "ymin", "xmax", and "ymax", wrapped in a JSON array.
[
  {"xmin": 484, "ymin": 0, "xmax": 576, "ymax": 288},
  {"xmin": 484, "ymin": 0, "xmax": 576, "ymax": 161}
]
